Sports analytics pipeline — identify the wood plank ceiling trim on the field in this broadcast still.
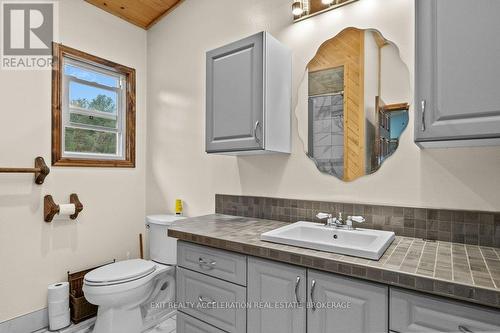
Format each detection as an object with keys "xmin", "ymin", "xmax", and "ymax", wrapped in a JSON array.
[{"xmin": 85, "ymin": 0, "xmax": 184, "ymax": 30}]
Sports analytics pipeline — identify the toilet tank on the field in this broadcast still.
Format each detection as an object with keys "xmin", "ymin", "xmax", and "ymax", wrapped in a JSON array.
[{"xmin": 146, "ymin": 215, "xmax": 186, "ymax": 265}]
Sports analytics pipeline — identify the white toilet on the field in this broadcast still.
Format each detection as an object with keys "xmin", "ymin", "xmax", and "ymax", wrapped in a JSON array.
[{"xmin": 83, "ymin": 215, "xmax": 185, "ymax": 333}]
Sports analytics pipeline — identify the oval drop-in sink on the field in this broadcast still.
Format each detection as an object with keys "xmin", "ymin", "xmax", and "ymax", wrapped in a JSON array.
[{"xmin": 260, "ymin": 221, "xmax": 395, "ymax": 260}]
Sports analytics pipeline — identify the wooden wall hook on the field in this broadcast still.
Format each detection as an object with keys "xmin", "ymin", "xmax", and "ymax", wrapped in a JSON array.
[{"xmin": 44, "ymin": 193, "xmax": 84, "ymax": 223}]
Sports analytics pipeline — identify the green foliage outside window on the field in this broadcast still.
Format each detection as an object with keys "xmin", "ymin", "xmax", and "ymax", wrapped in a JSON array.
[{"xmin": 66, "ymin": 94, "xmax": 119, "ymax": 154}]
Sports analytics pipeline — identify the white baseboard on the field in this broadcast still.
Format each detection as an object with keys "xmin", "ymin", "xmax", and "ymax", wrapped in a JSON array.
[{"xmin": 0, "ymin": 308, "xmax": 48, "ymax": 333}]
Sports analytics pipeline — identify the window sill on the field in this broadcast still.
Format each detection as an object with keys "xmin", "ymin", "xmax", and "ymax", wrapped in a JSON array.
[{"xmin": 52, "ymin": 158, "xmax": 135, "ymax": 168}]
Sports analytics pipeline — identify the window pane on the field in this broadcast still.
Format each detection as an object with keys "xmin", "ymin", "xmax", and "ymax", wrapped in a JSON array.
[
  {"xmin": 65, "ymin": 127, "xmax": 117, "ymax": 155},
  {"xmin": 64, "ymin": 64, "xmax": 119, "ymax": 88},
  {"xmin": 69, "ymin": 113, "xmax": 117, "ymax": 129},
  {"xmin": 69, "ymin": 81, "xmax": 118, "ymax": 114}
]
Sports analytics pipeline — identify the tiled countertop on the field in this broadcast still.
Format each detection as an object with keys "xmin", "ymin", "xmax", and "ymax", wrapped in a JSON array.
[{"xmin": 168, "ymin": 214, "xmax": 500, "ymax": 309}]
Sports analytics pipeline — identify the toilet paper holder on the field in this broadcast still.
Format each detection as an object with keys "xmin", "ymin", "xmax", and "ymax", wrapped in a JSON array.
[{"xmin": 44, "ymin": 194, "xmax": 84, "ymax": 223}]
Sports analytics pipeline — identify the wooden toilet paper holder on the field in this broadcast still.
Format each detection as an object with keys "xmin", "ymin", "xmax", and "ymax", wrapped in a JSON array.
[{"xmin": 44, "ymin": 193, "xmax": 84, "ymax": 223}]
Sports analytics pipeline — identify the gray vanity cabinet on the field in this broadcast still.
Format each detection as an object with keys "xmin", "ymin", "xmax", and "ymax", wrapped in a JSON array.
[
  {"xmin": 415, "ymin": 0, "xmax": 500, "ymax": 147},
  {"xmin": 390, "ymin": 288, "xmax": 500, "ymax": 333},
  {"xmin": 307, "ymin": 269, "xmax": 388, "ymax": 333},
  {"xmin": 247, "ymin": 257, "xmax": 306, "ymax": 333},
  {"xmin": 206, "ymin": 31, "xmax": 291, "ymax": 154}
]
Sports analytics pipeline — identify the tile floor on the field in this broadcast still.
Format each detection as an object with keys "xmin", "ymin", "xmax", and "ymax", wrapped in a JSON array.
[{"xmin": 34, "ymin": 313, "xmax": 176, "ymax": 333}]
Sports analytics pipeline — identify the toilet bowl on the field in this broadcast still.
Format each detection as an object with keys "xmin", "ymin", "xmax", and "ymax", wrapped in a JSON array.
[{"xmin": 83, "ymin": 215, "xmax": 184, "ymax": 333}]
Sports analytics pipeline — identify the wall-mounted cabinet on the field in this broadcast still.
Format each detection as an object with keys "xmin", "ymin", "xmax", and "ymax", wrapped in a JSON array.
[
  {"xmin": 206, "ymin": 32, "xmax": 291, "ymax": 154},
  {"xmin": 415, "ymin": 0, "xmax": 500, "ymax": 148}
]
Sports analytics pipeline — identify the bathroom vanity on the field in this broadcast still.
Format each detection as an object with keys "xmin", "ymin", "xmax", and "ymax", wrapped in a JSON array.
[{"xmin": 170, "ymin": 215, "xmax": 500, "ymax": 333}]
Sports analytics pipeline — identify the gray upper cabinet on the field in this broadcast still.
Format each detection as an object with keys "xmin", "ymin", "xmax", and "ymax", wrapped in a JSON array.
[
  {"xmin": 307, "ymin": 269, "xmax": 388, "ymax": 333},
  {"xmin": 206, "ymin": 32, "xmax": 292, "ymax": 154},
  {"xmin": 247, "ymin": 257, "xmax": 306, "ymax": 333},
  {"xmin": 415, "ymin": 0, "xmax": 500, "ymax": 147}
]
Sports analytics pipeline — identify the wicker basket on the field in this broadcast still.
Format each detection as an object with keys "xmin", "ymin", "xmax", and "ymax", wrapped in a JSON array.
[{"xmin": 67, "ymin": 261, "xmax": 114, "ymax": 324}]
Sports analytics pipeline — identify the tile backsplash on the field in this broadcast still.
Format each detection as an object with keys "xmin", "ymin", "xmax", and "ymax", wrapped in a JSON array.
[{"xmin": 215, "ymin": 194, "xmax": 500, "ymax": 247}]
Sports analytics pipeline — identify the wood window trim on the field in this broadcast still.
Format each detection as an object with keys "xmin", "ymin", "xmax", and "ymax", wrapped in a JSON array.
[{"xmin": 52, "ymin": 42, "xmax": 136, "ymax": 168}]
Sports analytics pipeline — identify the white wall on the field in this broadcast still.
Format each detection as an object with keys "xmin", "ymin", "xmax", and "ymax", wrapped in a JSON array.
[
  {"xmin": 0, "ymin": 0, "xmax": 147, "ymax": 321},
  {"xmin": 147, "ymin": 0, "xmax": 500, "ymax": 219}
]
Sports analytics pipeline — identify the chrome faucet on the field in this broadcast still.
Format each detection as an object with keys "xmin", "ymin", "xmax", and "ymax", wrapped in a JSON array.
[
  {"xmin": 336, "ymin": 212, "xmax": 343, "ymax": 225},
  {"xmin": 316, "ymin": 212, "xmax": 365, "ymax": 230},
  {"xmin": 316, "ymin": 212, "xmax": 344, "ymax": 228}
]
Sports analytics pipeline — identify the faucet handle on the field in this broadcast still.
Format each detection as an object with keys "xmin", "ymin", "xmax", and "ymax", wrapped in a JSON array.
[
  {"xmin": 349, "ymin": 216, "xmax": 365, "ymax": 223},
  {"xmin": 346, "ymin": 216, "xmax": 365, "ymax": 229},
  {"xmin": 316, "ymin": 212, "xmax": 332, "ymax": 220}
]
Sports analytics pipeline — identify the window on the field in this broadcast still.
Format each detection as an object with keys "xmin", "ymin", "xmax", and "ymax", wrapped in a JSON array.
[{"xmin": 52, "ymin": 43, "xmax": 136, "ymax": 167}]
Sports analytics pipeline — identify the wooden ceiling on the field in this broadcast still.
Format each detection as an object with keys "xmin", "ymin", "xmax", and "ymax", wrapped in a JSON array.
[{"xmin": 85, "ymin": 0, "xmax": 183, "ymax": 30}]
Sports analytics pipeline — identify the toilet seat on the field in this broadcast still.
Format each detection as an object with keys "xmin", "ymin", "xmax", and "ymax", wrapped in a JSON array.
[{"xmin": 84, "ymin": 259, "xmax": 156, "ymax": 286}]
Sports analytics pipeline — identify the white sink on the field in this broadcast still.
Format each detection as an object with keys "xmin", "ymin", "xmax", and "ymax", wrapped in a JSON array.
[{"xmin": 260, "ymin": 221, "xmax": 395, "ymax": 260}]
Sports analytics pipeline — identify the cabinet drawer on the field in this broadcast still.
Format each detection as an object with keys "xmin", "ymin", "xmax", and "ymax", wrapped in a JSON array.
[
  {"xmin": 177, "ymin": 241, "xmax": 247, "ymax": 285},
  {"xmin": 177, "ymin": 312, "xmax": 227, "ymax": 333},
  {"xmin": 177, "ymin": 267, "xmax": 246, "ymax": 333},
  {"xmin": 390, "ymin": 288, "xmax": 500, "ymax": 332}
]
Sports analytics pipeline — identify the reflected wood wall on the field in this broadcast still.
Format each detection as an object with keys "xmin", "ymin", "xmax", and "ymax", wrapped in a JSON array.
[{"xmin": 308, "ymin": 28, "xmax": 365, "ymax": 181}]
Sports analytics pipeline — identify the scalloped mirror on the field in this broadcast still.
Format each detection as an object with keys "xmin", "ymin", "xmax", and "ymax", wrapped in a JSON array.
[{"xmin": 296, "ymin": 28, "xmax": 411, "ymax": 182}]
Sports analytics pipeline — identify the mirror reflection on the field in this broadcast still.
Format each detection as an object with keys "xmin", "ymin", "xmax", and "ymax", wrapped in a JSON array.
[{"xmin": 303, "ymin": 28, "xmax": 410, "ymax": 181}]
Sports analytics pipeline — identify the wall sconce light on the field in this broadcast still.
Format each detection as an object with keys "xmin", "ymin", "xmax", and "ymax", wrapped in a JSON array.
[
  {"xmin": 292, "ymin": 1, "xmax": 304, "ymax": 17},
  {"xmin": 292, "ymin": 0, "xmax": 358, "ymax": 22}
]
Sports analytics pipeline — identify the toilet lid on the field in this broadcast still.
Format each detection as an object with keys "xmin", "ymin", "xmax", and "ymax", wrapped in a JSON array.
[
  {"xmin": 84, "ymin": 259, "xmax": 156, "ymax": 285},
  {"xmin": 146, "ymin": 214, "xmax": 186, "ymax": 226}
]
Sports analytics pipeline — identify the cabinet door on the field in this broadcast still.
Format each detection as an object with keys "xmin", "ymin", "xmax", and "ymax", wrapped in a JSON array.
[
  {"xmin": 206, "ymin": 33, "xmax": 264, "ymax": 152},
  {"xmin": 415, "ymin": 0, "xmax": 500, "ymax": 143},
  {"xmin": 307, "ymin": 269, "xmax": 388, "ymax": 333},
  {"xmin": 247, "ymin": 257, "xmax": 306, "ymax": 333},
  {"xmin": 390, "ymin": 288, "xmax": 500, "ymax": 333}
]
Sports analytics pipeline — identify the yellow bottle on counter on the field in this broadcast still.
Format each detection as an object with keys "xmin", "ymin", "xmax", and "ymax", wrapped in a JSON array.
[{"xmin": 175, "ymin": 199, "xmax": 183, "ymax": 216}]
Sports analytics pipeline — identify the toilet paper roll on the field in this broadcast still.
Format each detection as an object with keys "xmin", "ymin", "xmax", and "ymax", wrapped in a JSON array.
[
  {"xmin": 48, "ymin": 299, "xmax": 68, "ymax": 316},
  {"xmin": 58, "ymin": 203, "xmax": 76, "ymax": 216},
  {"xmin": 49, "ymin": 308, "xmax": 70, "ymax": 331},
  {"xmin": 48, "ymin": 282, "xmax": 69, "ymax": 303}
]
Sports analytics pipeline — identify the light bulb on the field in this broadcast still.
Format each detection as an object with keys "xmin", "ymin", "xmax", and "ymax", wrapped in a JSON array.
[
  {"xmin": 292, "ymin": 2, "xmax": 303, "ymax": 16},
  {"xmin": 322, "ymin": 0, "xmax": 335, "ymax": 5}
]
